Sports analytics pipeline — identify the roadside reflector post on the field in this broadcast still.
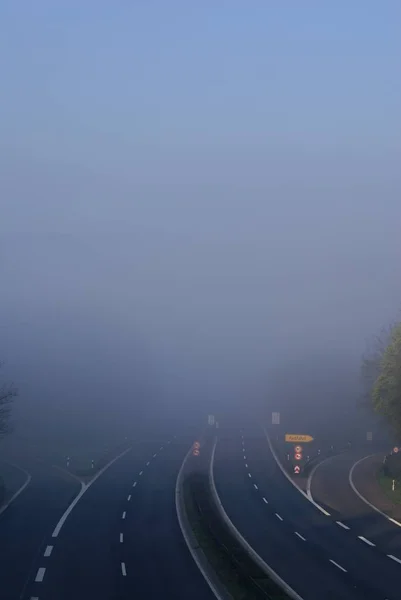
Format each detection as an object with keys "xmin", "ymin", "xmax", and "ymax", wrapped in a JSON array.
[{"xmin": 393, "ymin": 479, "xmax": 396, "ymax": 492}]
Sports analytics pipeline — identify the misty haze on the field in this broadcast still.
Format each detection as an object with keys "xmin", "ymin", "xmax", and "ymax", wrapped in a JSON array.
[{"xmin": 1, "ymin": 3, "xmax": 400, "ymax": 600}]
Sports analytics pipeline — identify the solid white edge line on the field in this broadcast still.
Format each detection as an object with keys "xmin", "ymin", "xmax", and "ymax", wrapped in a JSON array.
[
  {"xmin": 275, "ymin": 513, "xmax": 283, "ymax": 521},
  {"xmin": 51, "ymin": 446, "xmax": 131, "ymax": 538},
  {"xmin": 43, "ymin": 545, "xmax": 53, "ymax": 557},
  {"xmin": 263, "ymin": 426, "xmax": 331, "ymax": 516},
  {"xmin": 0, "ymin": 463, "xmax": 32, "ymax": 518},
  {"xmin": 210, "ymin": 437, "xmax": 304, "ymax": 600},
  {"xmin": 120, "ymin": 533, "xmax": 123, "ymax": 543},
  {"xmin": 358, "ymin": 535, "xmax": 375, "ymax": 547},
  {"xmin": 294, "ymin": 532, "xmax": 306, "ymax": 541},
  {"xmin": 35, "ymin": 567, "xmax": 46, "ymax": 582},
  {"xmin": 121, "ymin": 562, "xmax": 127, "ymax": 576},
  {"xmin": 306, "ymin": 453, "xmax": 339, "ymax": 501},
  {"xmin": 336, "ymin": 521, "xmax": 350, "ymax": 530},
  {"xmin": 388, "ymin": 554, "xmax": 401, "ymax": 564},
  {"xmin": 329, "ymin": 559, "xmax": 347, "ymax": 573},
  {"xmin": 349, "ymin": 454, "xmax": 401, "ymax": 528},
  {"xmin": 122, "ymin": 511, "xmax": 126, "ymax": 519}
]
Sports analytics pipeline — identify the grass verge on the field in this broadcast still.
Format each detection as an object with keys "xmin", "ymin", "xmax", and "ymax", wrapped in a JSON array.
[
  {"xmin": 183, "ymin": 472, "xmax": 291, "ymax": 600},
  {"xmin": 377, "ymin": 469, "xmax": 401, "ymax": 505}
]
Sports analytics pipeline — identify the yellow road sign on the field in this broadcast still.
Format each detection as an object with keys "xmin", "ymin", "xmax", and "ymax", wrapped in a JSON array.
[{"xmin": 285, "ymin": 434, "xmax": 314, "ymax": 443}]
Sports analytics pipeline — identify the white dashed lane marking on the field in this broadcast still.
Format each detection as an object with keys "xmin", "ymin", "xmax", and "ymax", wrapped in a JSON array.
[
  {"xmin": 122, "ymin": 511, "xmax": 126, "ymax": 520},
  {"xmin": 139, "ymin": 471, "xmax": 143, "ymax": 476},
  {"xmin": 245, "ymin": 463, "xmax": 248, "ymax": 468},
  {"xmin": 43, "ymin": 545, "xmax": 53, "ymax": 557},
  {"xmin": 263, "ymin": 497, "xmax": 268, "ymax": 504},
  {"xmin": 153, "ymin": 453, "xmax": 157, "ymax": 458},
  {"xmin": 294, "ymin": 532, "xmax": 306, "ymax": 541},
  {"xmin": 329, "ymin": 559, "xmax": 347, "ymax": 573},
  {"xmin": 127, "ymin": 495, "xmax": 131, "ymax": 501},
  {"xmin": 146, "ymin": 461, "xmax": 150, "ymax": 466},
  {"xmin": 121, "ymin": 562, "xmax": 127, "ymax": 576},
  {"xmin": 133, "ymin": 481, "xmax": 137, "ymax": 487},
  {"xmin": 358, "ymin": 536, "xmax": 375, "ymax": 547},
  {"xmin": 35, "ymin": 567, "xmax": 46, "ymax": 582},
  {"xmin": 388, "ymin": 554, "xmax": 401, "ymax": 564},
  {"xmin": 336, "ymin": 521, "xmax": 350, "ymax": 530},
  {"xmin": 275, "ymin": 513, "xmax": 283, "ymax": 521},
  {"xmin": 248, "ymin": 473, "xmax": 252, "ymax": 478},
  {"xmin": 120, "ymin": 533, "xmax": 124, "ymax": 543},
  {"xmin": 253, "ymin": 484, "xmax": 258, "ymax": 490}
]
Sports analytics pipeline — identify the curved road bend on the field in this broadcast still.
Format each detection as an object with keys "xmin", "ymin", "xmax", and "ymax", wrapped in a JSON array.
[
  {"xmin": 214, "ymin": 425, "xmax": 401, "ymax": 600},
  {"xmin": 309, "ymin": 450, "xmax": 401, "ymax": 558},
  {"xmin": 0, "ymin": 461, "xmax": 80, "ymax": 600},
  {"xmin": 25, "ymin": 435, "xmax": 215, "ymax": 600}
]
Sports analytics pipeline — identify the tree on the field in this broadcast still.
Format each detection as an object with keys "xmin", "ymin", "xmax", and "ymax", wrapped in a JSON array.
[
  {"xmin": 360, "ymin": 324, "xmax": 395, "ymax": 406},
  {"xmin": 371, "ymin": 323, "xmax": 401, "ymax": 439},
  {"xmin": 0, "ymin": 363, "xmax": 17, "ymax": 436}
]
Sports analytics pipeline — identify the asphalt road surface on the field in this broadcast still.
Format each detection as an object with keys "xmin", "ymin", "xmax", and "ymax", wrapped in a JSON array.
[
  {"xmin": 0, "ymin": 460, "xmax": 80, "ymax": 600},
  {"xmin": 213, "ymin": 424, "xmax": 401, "ymax": 600},
  {"xmin": 23, "ymin": 435, "xmax": 215, "ymax": 600},
  {"xmin": 309, "ymin": 451, "xmax": 401, "ymax": 558}
]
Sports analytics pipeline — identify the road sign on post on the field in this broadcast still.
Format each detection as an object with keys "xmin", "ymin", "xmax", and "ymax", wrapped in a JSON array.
[
  {"xmin": 294, "ymin": 445, "xmax": 303, "ymax": 453},
  {"xmin": 272, "ymin": 412, "xmax": 280, "ymax": 425},
  {"xmin": 208, "ymin": 415, "xmax": 215, "ymax": 426},
  {"xmin": 294, "ymin": 465, "xmax": 301, "ymax": 474},
  {"xmin": 295, "ymin": 453, "xmax": 302, "ymax": 461},
  {"xmin": 367, "ymin": 431, "xmax": 373, "ymax": 441},
  {"xmin": 285, "ymin": 434, "xmax": 314, "ymax": 443}
]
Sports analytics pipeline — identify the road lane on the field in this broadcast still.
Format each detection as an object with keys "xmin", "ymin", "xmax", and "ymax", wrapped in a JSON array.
[
  {"xmin": 0, "ymin": 463, "xmax": 80, "ymax": 600},
  {"xmin": 25, "ymin": 440, "xmax": 160, "ymax": 600},
  {"xmin": 242, "ymin": 427, "xmax": 401, "ymax": 599},
  {"xmin": 310, "ymin": 451, "xmax": 401, "ymax": 556},
  {"xmin": 27, "ymin": 436, "xmax": 215, "ymax": 600},
  {"xmin": 214, "ymin": 425, "xmax": 401, "ymax": 600},
  {"xmin": 213, "ymin": 429, "xmax": 365, "ymax": 600},
  {"xmin": 121, "ymin": 437, "xmax": 215, "ymax": 600}
]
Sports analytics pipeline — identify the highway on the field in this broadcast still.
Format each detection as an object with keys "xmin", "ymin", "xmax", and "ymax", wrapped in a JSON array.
[
  {"xmin": 213, "ymin": 424, "xmax": 401, "ymax": 600},
  {"xmin": 22, "ymin": 435, "xmax": 214, "ymax": 600},
  {"xmin": 309, "ymin": 450, "xmax": 401, "ymax": 558},
  {"xmin": 0, "ymin": 460, "xmax": 80, "ymax": 600}
]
